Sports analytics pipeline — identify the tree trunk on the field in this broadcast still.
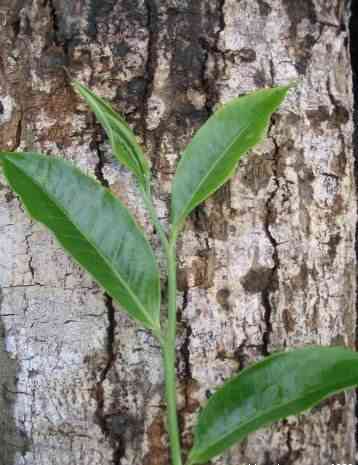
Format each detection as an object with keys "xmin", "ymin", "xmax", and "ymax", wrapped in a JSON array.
[{"xmin": 0, "ymin": 1, "xmax": 356, "ymax": 464}]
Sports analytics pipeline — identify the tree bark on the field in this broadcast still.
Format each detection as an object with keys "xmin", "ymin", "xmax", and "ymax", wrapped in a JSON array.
[{"xmin": 0, "ymin": 1, "xmax": 355, "ymax": 464}]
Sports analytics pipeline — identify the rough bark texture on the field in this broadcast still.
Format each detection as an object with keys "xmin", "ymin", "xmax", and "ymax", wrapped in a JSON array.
[{"xmin": 0, "ymin": 1, "xmax": 356, "ymax": 464}]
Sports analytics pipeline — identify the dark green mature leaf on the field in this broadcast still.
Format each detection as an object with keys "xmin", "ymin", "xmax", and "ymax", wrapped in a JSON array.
[
  {"xmin": 171, "ymin": 86, "xmax": 290, "ymax": 232},
  {"xmin": 1, "ymin": 152, "xmax": 160, "ymax": 332},
  {"xmin": 189, "ymin": 346, "xmax": 358, "ymax": 464},
  {"xmin": 73, "ymin": 81, "xmax": 150, "ymax": 189}
]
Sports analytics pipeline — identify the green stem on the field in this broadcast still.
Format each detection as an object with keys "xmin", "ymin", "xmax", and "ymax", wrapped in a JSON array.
[
  {"xmin": 140, "ymin": 182, "xmax": 182, "ymax": 464},
  {"xmin": 162, "ymin": 240, "xmax": 183, "ymax": 465},
  {"xmin": 140, "ymin": 184, "xmax": 170, "ymax": 253}
]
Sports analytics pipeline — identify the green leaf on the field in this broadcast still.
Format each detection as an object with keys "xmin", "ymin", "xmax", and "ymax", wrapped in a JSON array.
[
  {"xmin": 72, "ymin": 81, "xmax": 150, "ymax": 189},
  {"xmin": 1, "ymin": 151, "xmax": 160, "ymax": 332},
  {"xmin": 189, "ymin": 346, "xmax": 358, "ymax": 464},
  {"xmin": 171, "ymin": 85, "xmax": 290, "ymax": 232}
]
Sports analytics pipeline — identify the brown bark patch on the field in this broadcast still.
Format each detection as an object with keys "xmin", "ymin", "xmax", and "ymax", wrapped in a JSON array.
[{"xmin": 144, "ymin": 413, "xmax": 168, "ymax": 465}]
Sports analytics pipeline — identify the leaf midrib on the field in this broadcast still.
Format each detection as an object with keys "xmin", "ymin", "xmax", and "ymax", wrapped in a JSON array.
[
  {"xmin": 7, "ymin": 157, "xmax": 158, "ymax": 330},
  {"xmin": 191, "ymin": 376, "xmax": 358, "ymax": 461}
]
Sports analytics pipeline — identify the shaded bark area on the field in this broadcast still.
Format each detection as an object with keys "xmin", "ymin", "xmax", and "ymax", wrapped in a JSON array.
[
  {"xmin": 0, "ymin": 314, "xmax": 30, "ymax": 465},
  {"xmin": 349, "ymin": 0, "xmax": 358, "ymax": 459},
  {"xmin": 0, "ymin": 1, "xmax": 356, "ymax": 464}
]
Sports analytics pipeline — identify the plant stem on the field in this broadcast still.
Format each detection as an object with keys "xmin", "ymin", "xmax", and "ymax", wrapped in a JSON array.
[
  {"xmin": 140, "ymin": 184, "xmax": 170, "ymax": 253},
  {"xmin": 140, "ymin": 182, "xmax": 182, "ymax": 464},
  {"xmin": 162, "ymin": 240, "xmax": 183, "ymax": 465}
]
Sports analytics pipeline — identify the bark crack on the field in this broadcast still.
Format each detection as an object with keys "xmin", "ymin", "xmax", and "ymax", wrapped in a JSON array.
[
  {"xmin": 180, "ymin": 285, "xmax": 192, "ymax": 392},
  {"xmin": 198, "ymin": 39, "xmax": 213, "ymax": 117},
  {"xmin": 261, "ymin": 132, "xmax": 280, "ymax": 356},
  {"xmin": 24, "ymin": 232, "xmax": 35, "ymax": 282},
  {"xmin": 10, "ymin": 107, "xmax": 24, "ymax": 152},
  {"xmin": 178, "ymin": 281, "xmax": 193, "ymax": 458},
  {"xmin": 316, "ymin": 20, "xmax": 342, "ymax": 29},
  {"xmin": 47, "ymin": 0, "xmax": 60, "ymax": 46},
  {"xmin": 91, "ymin": 130, "xmax": 123, "ymax": 462},
  {"xmin": 92, "ymin": 118, "xmax": 109, "ymax": 188},
  {"xmin": 218, "ymin": 0, "xmax": 226, "ymax": 34},
  {"xmin": 46, "ymin": 0, "xmax": 70, "ymax": 58},
  {"xmin": 198, "ymin": 0, "xmax": 226, "ymax": 116},
  {"xmin": 286, "ymin": 428, "xmax": 293, "ymax": 459},
  {"xmin": 14, "ymin": 111, "xmax": 23, "ymax": 150},
  {"xmin": 275, "ymin": 421, "xmax": 295, "ymax": 464},
  {"xmin": 143, "ymin": 0, "xmax": 159, "ymax": 144},
  {"xmin": 94, "ymin": 294, "xmax": 122, "ymax": 463}
]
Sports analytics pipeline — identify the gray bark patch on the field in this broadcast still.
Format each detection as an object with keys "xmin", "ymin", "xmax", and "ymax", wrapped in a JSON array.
[
  {"xmin": 282, "ymin": 0, "xmax": 317, "ymax": 38},
  {"xmin": 0, "ymin": 294, "xmax": 30, "ymax": 465}
]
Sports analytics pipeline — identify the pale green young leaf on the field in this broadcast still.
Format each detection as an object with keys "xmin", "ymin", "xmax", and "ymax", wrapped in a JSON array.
[
  {"xmin": 188, "ymin": 346, "xmax": 358, "ymax": 464},
  {"xmin": 73, "ymin": 81, "xmax": 150, "ymax": 189},
  {"xmin": 171, "ymin": 85, "xmax": 290, "ymax": 233},
  {"xmin": 1, "ymin": 151, "xmax": 160, "ymax": 332}
]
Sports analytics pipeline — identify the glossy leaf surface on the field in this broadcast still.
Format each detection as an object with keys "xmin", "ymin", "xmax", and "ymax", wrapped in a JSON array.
[
  {"xmin": 189, "ymin": 346, "xmax": 358, "ymax": 464},
  {"xmin": 1, "ymin": 152, "xmax": 160, "ymax": 331},
  {"xmin": 73, "ymin": 81, "xmax": 150, "ymax": 189},
  {"xmin": 171, "ymin": 86, "xmax": 290, "ymax": 232}
]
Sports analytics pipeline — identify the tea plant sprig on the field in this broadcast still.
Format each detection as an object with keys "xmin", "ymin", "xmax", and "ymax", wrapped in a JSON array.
[{"xmin": 1, "ymin": 82, "xmax": 358, "ymax": 465}]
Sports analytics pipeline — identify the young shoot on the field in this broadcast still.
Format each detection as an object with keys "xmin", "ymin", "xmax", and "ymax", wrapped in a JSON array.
[{"xmin": 1, "ymin": 82, "xmax": 358, "ymax": 465}]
